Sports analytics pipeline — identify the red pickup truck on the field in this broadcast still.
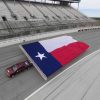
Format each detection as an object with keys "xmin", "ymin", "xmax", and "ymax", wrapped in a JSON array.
[{"xmin": 5, "ymin": 60, "xmax": 33, "ymax": 77}]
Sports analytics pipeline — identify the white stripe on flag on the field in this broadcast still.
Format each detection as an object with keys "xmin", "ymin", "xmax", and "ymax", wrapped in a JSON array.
[{"xmin": 39, "ymin": 36, "xmax": 77, "ymax": 52}]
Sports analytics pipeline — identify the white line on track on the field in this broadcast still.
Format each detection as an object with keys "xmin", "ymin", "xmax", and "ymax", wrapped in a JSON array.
[{"xmin": 25, "ymin": 49, "xmax": 100, "ymax": 100}]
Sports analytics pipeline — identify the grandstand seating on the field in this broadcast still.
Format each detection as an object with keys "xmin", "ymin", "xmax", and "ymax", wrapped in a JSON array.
[
  {"xmin": 0, "ymin": 1, "xmax": 13, "ymax": 21},
  {"xmin": 0, "ymin": 0, "xmax": 97, "ymax": 39}
]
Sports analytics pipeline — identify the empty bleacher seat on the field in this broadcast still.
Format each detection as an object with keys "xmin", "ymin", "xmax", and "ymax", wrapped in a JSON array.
[{"xmin": 0, "ymin": 0, "xmax": 96, "ymax": 38}]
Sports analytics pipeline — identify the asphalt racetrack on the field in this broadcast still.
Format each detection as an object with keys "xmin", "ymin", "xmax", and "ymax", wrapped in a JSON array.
[{"xmin": 0, "ymin": 29, "xmax": 100, "ymax": 100}]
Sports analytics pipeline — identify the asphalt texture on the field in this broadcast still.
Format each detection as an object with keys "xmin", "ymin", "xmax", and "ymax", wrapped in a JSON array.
[
  {"xmin": 0, "ymin": 29, "xmax": 100, "ymax": 100},
  {"xmin": 29, "ymin": 47, "xmax": 100, "ymax": 100}
]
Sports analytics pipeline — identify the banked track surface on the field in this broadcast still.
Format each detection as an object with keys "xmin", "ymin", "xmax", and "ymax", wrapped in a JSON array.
[
  {"xmin": 26, "ymin": 46, "xmax": 100, "ymax": 100},
  {"xmin": 0, "ymin": 29, "xmax": 100, "ymax": 100}
]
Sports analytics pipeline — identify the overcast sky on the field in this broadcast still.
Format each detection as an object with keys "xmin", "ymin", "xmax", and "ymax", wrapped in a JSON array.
[{"xmin": 72, "ymin": 0, "xmax": 100, "ymax": 17}]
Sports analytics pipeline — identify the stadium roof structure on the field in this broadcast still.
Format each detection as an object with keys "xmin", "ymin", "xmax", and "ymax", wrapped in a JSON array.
[
  {"xmin": 50, "ymin": 0, "xmax": 81, "ymax": 3},
  {"xmin": 14, "ymin": 0, "xmax": 81, "ymax": 4}
]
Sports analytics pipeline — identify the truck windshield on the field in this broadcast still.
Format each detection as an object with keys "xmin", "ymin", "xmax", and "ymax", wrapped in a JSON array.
[
  {"xmin": 12, "ymin": 65, "xmax": 17, "ymax": 71},
  {"xmin": 25, "ymin": 61, "xmax": 29, "ymax": 65}
]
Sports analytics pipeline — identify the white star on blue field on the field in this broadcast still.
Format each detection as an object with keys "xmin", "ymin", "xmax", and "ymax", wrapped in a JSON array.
[{"xmin": 35, "ymin": 52, "xmax": 46, "ymax": 60}]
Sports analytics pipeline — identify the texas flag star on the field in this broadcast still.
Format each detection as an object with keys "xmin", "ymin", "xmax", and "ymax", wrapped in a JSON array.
[{"xmin": 35, "ymin": 52, "xmax": 46, "ymax": 60}]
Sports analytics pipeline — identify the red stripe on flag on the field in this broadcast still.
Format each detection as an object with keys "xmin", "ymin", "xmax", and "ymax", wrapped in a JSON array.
[{"xmin": 50, "ymin": 42, "xmax": 89, "ymax": 66}]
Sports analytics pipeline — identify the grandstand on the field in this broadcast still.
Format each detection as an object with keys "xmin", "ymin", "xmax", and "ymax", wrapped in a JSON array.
[
  {"xmin": 0, "ymin": 1, "xmax": 100, "ymax": 100},
  {"xmin": 0, "ymin": 0, "xmax": 98, "ymax": 39}
]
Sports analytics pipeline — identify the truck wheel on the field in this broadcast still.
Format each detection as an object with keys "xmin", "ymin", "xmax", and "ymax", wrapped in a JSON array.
[{"xmin": 11, "ymin": 74, "xmax": 15, "ymax": 78}]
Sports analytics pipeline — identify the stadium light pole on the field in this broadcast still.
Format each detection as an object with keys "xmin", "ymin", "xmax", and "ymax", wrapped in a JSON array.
[
  {"xmin": 54, "ymin": 0, "xmax": 56, "ymax": 4},
  {"xmin": 41, "ymin": 0, "xmax": 42, "ymax": 3},
  {"xmin": 52, "ymin": 0, "xmax": 53, "ymax": 5},
  {"xmin": 77, "ymin": 0, "xmax": 80, "ymax": 10},
  {"xmin": 28, "ymin": 0, "xmax": 31, "ymax": 6},
  {"xmin": 78, "ymin": 2, "xmax": 79, "ymax": 10},
  {"xmin": 14, "ymin": 0, "xmax": 15, "ymax": 5}
]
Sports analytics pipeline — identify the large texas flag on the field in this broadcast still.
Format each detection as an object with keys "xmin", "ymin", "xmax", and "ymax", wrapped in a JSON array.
[{"xmin": 20, "ymin": 36, "xmax": 89, "ymax": 80}]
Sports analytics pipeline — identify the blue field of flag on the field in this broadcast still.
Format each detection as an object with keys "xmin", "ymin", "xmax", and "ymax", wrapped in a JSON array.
[{"xmin": 20, "ymin": 42, "xmax": 61, "ymax": 80}]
